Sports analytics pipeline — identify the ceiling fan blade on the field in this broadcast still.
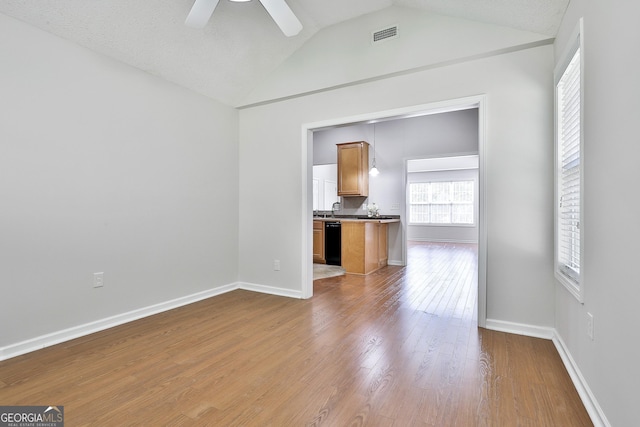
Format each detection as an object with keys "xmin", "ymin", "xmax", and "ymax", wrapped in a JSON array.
[
  {"xmin": 259, "ymin": 0, "xmax": 302, "ymax": 37},
  {"xmin": 185, "ymin": 0, "xmax": 220, "ymax": 29}
]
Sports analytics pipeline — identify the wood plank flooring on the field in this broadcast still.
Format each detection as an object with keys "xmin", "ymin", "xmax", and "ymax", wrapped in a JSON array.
[{"xmin": 0, "ymin": 242, "xmax": 592, "ymax": 426}]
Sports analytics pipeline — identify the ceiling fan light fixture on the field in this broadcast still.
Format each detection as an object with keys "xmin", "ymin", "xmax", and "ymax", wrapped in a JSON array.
[
  {"xmin": 259, "ymin": 0, "xmax": 302, "ymax": 36},
  {"xmin": 185, "ymin": 0, "xmax": 220, "ymax": 28},
  {"xmin": 186, "ymin": 0, "xmax": 301, "ymax": 36}
]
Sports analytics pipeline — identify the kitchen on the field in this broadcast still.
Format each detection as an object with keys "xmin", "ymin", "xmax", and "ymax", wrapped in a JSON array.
[{"xmin": 312, "ymin": 107, "xmax": 480, "ymax": 276}]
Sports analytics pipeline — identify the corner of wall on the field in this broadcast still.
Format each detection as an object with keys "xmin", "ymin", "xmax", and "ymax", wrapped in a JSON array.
[{"xmin": 552, "ymin": 332, "xmax": 611, "ymax": 427}]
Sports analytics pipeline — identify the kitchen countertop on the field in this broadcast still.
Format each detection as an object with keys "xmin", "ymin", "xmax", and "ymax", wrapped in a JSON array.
[{"xmin": 313, "ymin": 215, "xmax": 400, "ymax": 224}]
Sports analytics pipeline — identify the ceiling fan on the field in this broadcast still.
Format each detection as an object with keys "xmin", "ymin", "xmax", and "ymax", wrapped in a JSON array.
[{"xmin": 185, "ymin": 0, "xmax": 303, "ymax": 37}]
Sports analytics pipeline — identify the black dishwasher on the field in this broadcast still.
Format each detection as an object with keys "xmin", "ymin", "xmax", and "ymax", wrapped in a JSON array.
[{"xmin": 324, "ymin": 222, "xmax": 341, "ymax": 266}]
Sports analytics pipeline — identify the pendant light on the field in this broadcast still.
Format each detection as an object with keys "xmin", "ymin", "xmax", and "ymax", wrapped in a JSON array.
[{"xmin": 369, "ymin": 123, "xmax": 380, "ymax": 176}]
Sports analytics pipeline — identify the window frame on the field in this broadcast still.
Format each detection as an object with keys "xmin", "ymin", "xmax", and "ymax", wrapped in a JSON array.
[
  {"xmin": 554, "ymin": 19, "xmax": 585, "ymax": 302},
  {"xmin": 408, "ymin": 180, "xmax": 475, "ymax": 226}
]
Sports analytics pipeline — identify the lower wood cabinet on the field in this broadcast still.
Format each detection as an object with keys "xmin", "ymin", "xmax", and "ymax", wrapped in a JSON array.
[
  {"xmin": 313, "ymin": 220, "xmax": 325, "ymax": 264},
  {"xmin": 341, "ymin": 221, "xmax": 388, "ymax": 275},
  {"xmin": 378, "ymin": 223, "xmax": 388, "ymax": 268}
]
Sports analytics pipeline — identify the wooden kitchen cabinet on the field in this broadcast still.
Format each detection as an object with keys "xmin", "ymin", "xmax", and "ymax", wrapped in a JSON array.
[
  {"xmin": 378, "ymin": 222, "xmax": 388, "ymax": 268},
  {"xmin": 313, "ymin": 220, "xmax": 325, "ymax": 263},
  {"xmin": 337, "ymin": 141, "xmax": 369, "ymax": 197},
  {"xmin": 341, "ymin": 220, "xmax": 388, "ymax": 275}
]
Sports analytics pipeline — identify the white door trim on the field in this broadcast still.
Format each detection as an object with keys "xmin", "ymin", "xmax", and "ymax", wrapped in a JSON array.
[{"xmin": 301, "ymin": 94, "xmax": 487, "ymax": 327}]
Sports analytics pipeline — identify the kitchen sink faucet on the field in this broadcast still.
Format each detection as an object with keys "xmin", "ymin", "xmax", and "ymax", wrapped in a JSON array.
[{"xmin": 331, "ymin": 202, "xmax": 341, "ymax": 217}]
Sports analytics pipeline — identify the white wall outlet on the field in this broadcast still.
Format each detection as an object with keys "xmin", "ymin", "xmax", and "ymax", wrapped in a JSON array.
[
  {"xmin": 93, "ymin": 272, "xmax": 104, "ymax": 288},
  {"xmin": 273, "ymin": 260, "xmax": 280, "ymax": 271},
  {"xmin": 587, "ymin": 312, "xmax": 594, "ymax": 340},
  {"xmin": 391, "ymin": 203, "xmax": 400, "ymax": 210}
]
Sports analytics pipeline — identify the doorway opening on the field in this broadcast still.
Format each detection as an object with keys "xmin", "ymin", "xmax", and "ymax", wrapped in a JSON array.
[
  {"xmin": 406, "ymin": 155, "xmax": 479, "ymax": 244},
  {"xmin": 302, "ymin": 95, "xmax": 487, "ymax": 327}
]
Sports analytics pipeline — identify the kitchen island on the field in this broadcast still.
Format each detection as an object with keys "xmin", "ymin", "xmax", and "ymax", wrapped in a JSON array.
[{"xmin": 313, "ymin": 216, "xmax": 400, "ymax": 275}]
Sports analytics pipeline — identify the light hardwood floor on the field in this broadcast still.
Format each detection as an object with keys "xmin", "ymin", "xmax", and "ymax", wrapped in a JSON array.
[{"xmin": 0, "ymin": 242, "xmax": 592, "ymax": 426}]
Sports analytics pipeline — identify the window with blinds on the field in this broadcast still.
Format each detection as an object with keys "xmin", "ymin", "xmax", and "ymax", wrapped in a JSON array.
[
  {"xmin": 409, "ymin": 181, "xmax": 474, "ymax": 225},
  {"xmin": 555, "ymin": 31, "xmax": 583, "ymax": 300}
]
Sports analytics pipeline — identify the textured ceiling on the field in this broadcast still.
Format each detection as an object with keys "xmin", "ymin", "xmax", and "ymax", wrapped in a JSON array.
[{"xmin": 0, "ymin": 0, "xmax": 568, "ymax": 106}]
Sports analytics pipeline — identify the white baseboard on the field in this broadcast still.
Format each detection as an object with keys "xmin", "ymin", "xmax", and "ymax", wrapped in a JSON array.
[
  {"xmin": 238, "ymin": 282, "xmax": 303, "ymax": 299},
  {"xmin": 485, "ymin": 318, "xmax": 555, "ymax": 339},
  {"xmin": 387, "ymin": 260, "xmax": 404, "ymax": 266},
  {"xmin": 552, "ymin": 333, "xmax": 611, "ymax": 427},
  {"xmin": 485, "ymin": 319, "xmax": 609, "ymax": 427},
  {"xmin": 0, "ymin": 280, "xmax": 302, "ymax": 361}
]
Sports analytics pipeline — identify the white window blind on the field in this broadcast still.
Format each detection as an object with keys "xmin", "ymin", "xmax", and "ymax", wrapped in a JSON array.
[
  {"xmin": 556, "ymin": 45, "xmax": 582, "ymax": 289},
  {"xmin": 409, "ymin": 181, "xmax": 474, "ymax": 225}
]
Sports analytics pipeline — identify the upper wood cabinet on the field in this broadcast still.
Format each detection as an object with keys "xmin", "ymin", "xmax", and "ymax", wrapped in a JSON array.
[{"xmin": 337, "ymin": 141, "xmax": 369, "ymax": 197}]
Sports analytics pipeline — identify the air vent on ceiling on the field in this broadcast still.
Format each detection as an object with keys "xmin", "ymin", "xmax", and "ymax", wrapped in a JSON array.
[{"xmin": 372, "ymin": 25, "xmax": 398, "ymax": 44}]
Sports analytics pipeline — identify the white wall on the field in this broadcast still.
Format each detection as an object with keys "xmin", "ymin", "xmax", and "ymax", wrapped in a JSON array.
[
  {"xmin": 241, "ymin": 6, "xmax": 551, "ymax": 106},
  {"xmin": 0, "ymin": 14, "xmax": 239, "ymax": 349},
  {"xmin": 553, "ymin": 1, "xmax": 640, "ymax": 425},
  {"xmin": 239, "ymin": 27, "xmax": 555, "ymax": 332}
]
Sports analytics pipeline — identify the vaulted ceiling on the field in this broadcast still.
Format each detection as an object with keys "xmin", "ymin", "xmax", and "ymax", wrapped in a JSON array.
[{"xmin": 0, "ymin": 0, "xmax": 569, "ymax": 106}]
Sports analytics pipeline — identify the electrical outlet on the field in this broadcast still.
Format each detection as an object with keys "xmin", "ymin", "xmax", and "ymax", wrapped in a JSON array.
[
  {"xmin": 586, "ymin": 312, "xmax": 594, "ymax": 340},
  {"xmin": 93, "ymin": 272, "xmax": 104, "ymax": 288},
  {"xmin": 273, "ymin": 260, "xmax": 280, "ymax": 271},
  {"xmin": 391, "ymin": 203, "xmax": 400, "ymax": 210}
]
